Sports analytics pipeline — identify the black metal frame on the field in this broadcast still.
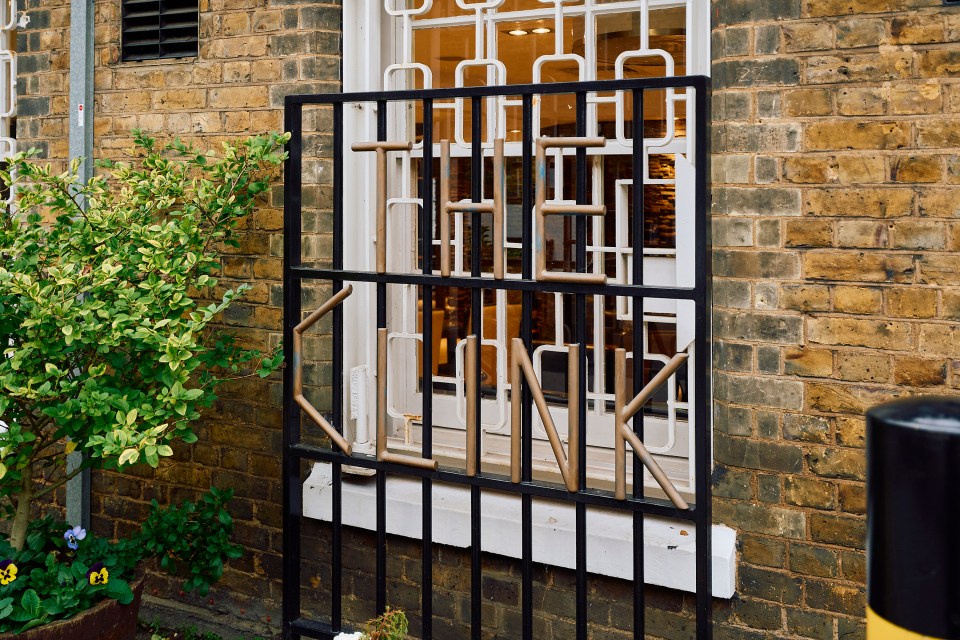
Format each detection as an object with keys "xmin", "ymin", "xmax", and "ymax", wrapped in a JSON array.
[{"xmin": 283, "ymin": 76, "xmax": 712, "ymax": 640}]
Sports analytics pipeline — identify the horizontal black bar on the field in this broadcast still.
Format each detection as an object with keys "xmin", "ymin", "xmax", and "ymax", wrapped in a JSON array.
[
  {"xmin": 289, "ymin": 443, "xmax": 697, "ymax": 520},
  {"xmin": 290, "ymin": 618, "xmax": 341, "ymax": 640},
  {"xmin": 286, "ymin": 75, "xmax": 708, "ymax": 106},
  {"xmin": 289, "ymin": 267, "xmax": 700, "ymax": 301}
]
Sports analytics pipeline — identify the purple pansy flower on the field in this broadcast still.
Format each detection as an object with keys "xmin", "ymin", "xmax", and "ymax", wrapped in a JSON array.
[{"xmin": 63, "ymin": 525, "xmax": 86, "ymax": 550}]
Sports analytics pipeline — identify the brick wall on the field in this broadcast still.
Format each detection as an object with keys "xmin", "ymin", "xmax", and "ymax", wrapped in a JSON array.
[
  {"xmin": 12, "ymin": 0, "xmax": 960, "ymax": 636},
  {"xmin": 711, "ymin": 0, "xmax": 959, "ymax": 637}
]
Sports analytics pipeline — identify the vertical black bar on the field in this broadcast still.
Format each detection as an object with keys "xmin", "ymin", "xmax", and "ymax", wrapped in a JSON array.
[
  {"xmin": 520, "ymin": 93, "xmax": 534, "ymax": 640},
  {"xmin": 694, "ymin": 78, "xmax": 714, "ymax": 640},
  {"xmin": 376, "ymin": 99, "xmax": 388, "ymax": 618},
  {"xmin": 631, "ymin": 87, "xmax": 646, "ymax": 640},
  {"xmin": 421, "ymin": 98, "xmax": 435, "ymax": 640},
  {"xmin": 574, "ymin": 91, "xmax": 588, "ymax": 640},
  {"xmin": 282, "ymin": 98, "xmax": 304, "ymax": 640},
  {"xmin": 331, "ymin": 102, "xmax": 345, "ymax": 634},
  {"xmin": 469, "ymin": 95, "xmax": 483, "ymax": 640}
]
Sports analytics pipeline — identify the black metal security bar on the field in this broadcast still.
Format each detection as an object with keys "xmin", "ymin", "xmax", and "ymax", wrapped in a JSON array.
[{"xmin": 283, "ymin": 76, "xmax": 712, "ymax": 640}]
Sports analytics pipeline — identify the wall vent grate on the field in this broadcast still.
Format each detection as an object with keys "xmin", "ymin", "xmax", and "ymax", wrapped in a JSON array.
[{"xmin": 121, "ymin": 0, "xmax": 198, "ymax": 62}]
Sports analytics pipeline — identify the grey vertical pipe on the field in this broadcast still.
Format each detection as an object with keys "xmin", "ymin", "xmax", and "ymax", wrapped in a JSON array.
[{"xmin": 66, "ymin": 0, "xmax": 94, "ymax": 530}]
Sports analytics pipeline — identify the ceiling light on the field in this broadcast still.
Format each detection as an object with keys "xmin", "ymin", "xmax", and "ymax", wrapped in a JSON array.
[
  {"xmin": 508, "ymin": 29, "xmax": 528, "ymax": 36},
  {"xmin": 532, "ymin": 27, "xmax": 551, "ymax": 34}
]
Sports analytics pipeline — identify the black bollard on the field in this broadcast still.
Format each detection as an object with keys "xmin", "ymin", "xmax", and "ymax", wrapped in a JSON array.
[{"xmin": 867, "ymin": 397, "xmax": 960, "ymax": 639}]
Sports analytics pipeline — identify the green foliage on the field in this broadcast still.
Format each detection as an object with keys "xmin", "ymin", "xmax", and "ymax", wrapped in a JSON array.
[
  {"xmin": 0, "ymin": 131, "xmax": 288, "ymax": 541},
  {"xmin": 364, "ymin": 608, "xmax": 409, "ymax": 640},
  {"xmin": 135, "ymin": 486, "xmax": 242, "ymax": 596},
  {"xmin": 0, "ymin": 487, "xmax": 242, "ymax": 633}
]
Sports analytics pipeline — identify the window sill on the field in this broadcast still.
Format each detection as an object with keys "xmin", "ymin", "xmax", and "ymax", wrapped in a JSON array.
[{"xmin": 303, "ymin": 463, "xmax": 736, "ymax": 599}]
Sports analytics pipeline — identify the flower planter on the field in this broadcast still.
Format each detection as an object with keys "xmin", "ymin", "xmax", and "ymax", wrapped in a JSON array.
[{"xmin": 0, "ymin": 577, "xmax": 144, "ymax": 640}]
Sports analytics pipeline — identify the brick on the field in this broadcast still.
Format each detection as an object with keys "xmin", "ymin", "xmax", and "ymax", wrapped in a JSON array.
[
  {"xmin": 736, "ymin": 565, "xmax": 804, "ymax": 603},
  {"xmin": 803, "ymin": 252, "xmax": 915, "ymax": 283},
  {"xmin": 740, "ymin": 534, "xmax": 787, "ymax": 568},
  {"xmin": 714, "ymin": 218, "xmax": 754, "ymax": 247},
  {"xmin": 835, "ymin": 17, "xmax": 887, "ymax": 48},
  {"xmin": 715, "ymin": 187, "xmax": 802, "ymax": 216},
  {"xmin": 918, "ymin": 255, "xmax": 960, "ymax": 285},
  {"xmin": 806, "ymin": 121, "xmax": 908, "ymax": 151},
  {"xmin": 832, "ymin": 285, "xmax": 883, "ymax": 313},
  {"xmin": 948, "ymin": 156, "xmax": 960, "ymax": 184},
  {"xmin": 785, "ymin": 220, "xmax": 832, "ymax": 247},
  {"xmin": 836, "ymin": 352, "xmax": 890, "ymax": 383},
  {"xmin": 784, "ymin": 475, "xmax": 836, "ymax": 510},
  {"xmin": 805, "ymin": 579, "xmax": 865, "ymax": 615},
  {"xmin": 944, "ymin": 290, "xmax": 960, "ymax": 319},
  {"xmin": 806, "ymin": 446, "xmax": 866, "ymax": 480},
  {"xmin": 718, "ymin": 123, "xmax": 801, "ymax": 152},
  {"xmin": 714, "ymin": 250, "xmax": 800, "ymax": 278},
  {"xmin": 783, "ymin": 22, "xmax": 835, "ymax": 51},
  {"xmin": 886, "ymin": 288, "xmax": 936, "ymax": 322},
  {"xmin": 806, "ymin": 53, "xmax": 912, "ymax": 85},
  {"xmin": 716, "ymin": 433, "xmax": 805, "ymax": 472},
  {"xmin": 784, "ymin": 156, "xmax": 837, "ymax": 184},
  {"xmin": 755, "ymin": 25, "xmax": 781, "ymax": 55},
  {"xmin": 919, "ymin": 190, "xmax": 960, "ymax": 218},
  {"xmin": 890, "ymin": 157, "xmax": 942, "ymax": 184},
  {"xmin": 833, "ymin": 220, "xmax": 887, "ymax": 249},
  {"xmin": 836, "ymin": 417, "xmax": 866, "ymax": 448},
  {"xmin": 891, "ymin": 14, "xmax": 944, "ymax": 44},
  {"xmin": 714, "ymin": 465, "xmax": 754, "ymax": 500},
  {"xmin": 918, "ymin": 323, "xmax": 960, "ymax": 356},
  {"xmin": 839, "ymin": 483, "xmax": 867, "ymax": 515},
  {"xmin": 790, "ymin": 543, "xmax": 839, "ymax": 578},
  {"xmin": 713, "ymin": 154, "xmax": 752, "ymax": 184},
  {"xmin": 755, "ymin": 156, "xmax": 778, "ymax": 183},
  {"xmin": 890, "ymin": 81, "xmax": 944, "ymax": 115},
  {"xmin": 836, "ymin": 87, "xmax": 887, "ymax": 116},
  {"xmin": 841, "ymin": 551, "xmax": 867, "ymax": 583},
  {"xmin": 785, "ymin": 348, "xmax": 833, "ymax": 377},
  {"xmin": 804, "ymin": 188, "xmax": 914, "ymax": 218},
  {"xmin": 152, "ymin": 88, "xmax": 207, "ymax": 110},
  {"xmin": 714, "ymin": 310, "xmax": 804, "ymax": 344},
  {"xmin": 809, "ymin": 316, "xmax": 912, "ymax": 349},
  {"xmin": 716, "ymin": 0, "xmax": 801, "ymax": 25},
  {"xmin": 787, "ymin": 608, "xmax": 834, "ymax": 640},
  {"xmin": 784, "ymin": 88, "xmax": 833, "ymax": 117},
  {"xmin": 810, "ymin": 513, "xmax": 866, "ymax": 549},
  {"xmin": 733, "ymin": 598, "xmax": 783, "ymax": 630},
  {"xmin": 917, "ymin": 121, "xmax": 960, "ymax": 148},
  {"xmin": 919, "ymin": 50, "xmax": 960, "ymax": 78},
  {"xmin": 806, "ymin": 381, "xmax": 903, "ymax": 414},
  {"xmin": 781, "ymin": 285, "xmax": 831, "ymax": 311},
  {"xmin": 209, "ymin": 86, "xmax": 269, "ymax": 109},
  {"xmin": 758, "ymin": 473, "xmax": 781, "ymax": 502},
  {"xmin": 784, "ymin": 413, "xmax": 833, "ymax": 443}
]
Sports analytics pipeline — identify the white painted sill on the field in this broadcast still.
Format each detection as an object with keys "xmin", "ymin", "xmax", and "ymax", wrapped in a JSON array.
[{"xmin": 303, "ymin": 463, "xmax": 736, "ymax": 599}]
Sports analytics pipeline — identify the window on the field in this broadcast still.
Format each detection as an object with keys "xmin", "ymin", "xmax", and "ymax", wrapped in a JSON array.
[
  {"xmin": 121, "ymin": 0, "xmax": 199, "ymax": 62},
  {"xmin": 338, "ymin": 0, "xmax": 709, "ymax": 497}
]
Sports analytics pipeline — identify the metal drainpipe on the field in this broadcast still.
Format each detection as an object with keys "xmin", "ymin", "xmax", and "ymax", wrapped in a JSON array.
[{"xmin": 65, "ymin": 0, "xmax": 94, "ymax": 531}]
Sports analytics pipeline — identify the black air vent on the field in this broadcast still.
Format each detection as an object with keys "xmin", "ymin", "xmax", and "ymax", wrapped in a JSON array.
[{"xmin": 121, "ymin": 0, "xmax": 199, "ymax": 62}]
